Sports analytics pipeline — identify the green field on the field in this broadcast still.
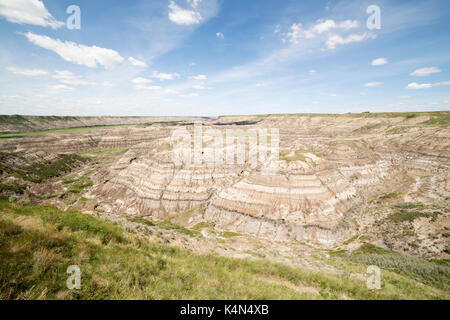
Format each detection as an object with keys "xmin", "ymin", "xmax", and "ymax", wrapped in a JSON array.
[
  {"xmin": 0, "ymin": 198, "xmax": 448, "ymax": 300},
  {"xmin": 0, "ymin": 124, "xmax": 134, "ymax": 140}
]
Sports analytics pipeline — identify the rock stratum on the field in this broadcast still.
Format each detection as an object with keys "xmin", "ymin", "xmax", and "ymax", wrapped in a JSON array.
[{"xmin": 0, "ymin": 112, "xmax": 449, "ymax": 260}]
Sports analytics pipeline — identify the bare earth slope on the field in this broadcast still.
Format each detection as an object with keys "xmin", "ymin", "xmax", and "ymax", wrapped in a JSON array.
[{"xmin": 0, "ymin": 112, "xmax": 449, "ymax": 298}]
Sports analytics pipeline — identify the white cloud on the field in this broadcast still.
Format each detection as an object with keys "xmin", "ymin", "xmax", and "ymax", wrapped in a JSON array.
[
  {"xmin": 371, "ymin": 57, "xmax": 388, "ymax": 66},
  {"xmin": 187, "ymin": 0, "xmax": 202, "ymax": 8},
  {"xmin": 128, "ymin": 57, "xmax": 148, "ymax": 68},
  {"xmin": 47, "ymin": 84, "xmax": 74, "ymax": 92},
  {"xmin": 364, "ymin": 82, "xmax": 382, "ymax": 87},
  {"xmin": 309, "ymin": 69, "xmax": 316, "ymax": 73},
  {"xmin": 398, "ymin": 95, "xmax": 411, "ymax": 99},
  {"xmin": 274, "ymin": 24, "xmax": 281, "ymax": 34},
  {"xmin": 326, "ymin": 33, "xmax": 376, "ymax": 49},
  {"xmin": 165, "ymin": 89, "xmax": 180, "ymax": 95},
  {"xmin": 338, "ymin": 20, "xmax": 360, "ymax": 30},
  {"xmin": 190, "ymin": 74, "xmax": 207, "ymax": 80},
  {"xmin": 168, "ymin": 1, "xmax": 202, "ymax": 25},
  {"xmin": 311, "ymin": 19, "xmax": 337, "ymax": 34},
  {"xmin": 132, "ymin": 77, "xmax": 152, "ymax": 85},
  {"xmin": 53, "ymin": 70, "xmax": 90, "ymax": 86},
  {"xmin": 256, "ymin": 83, "xmax": 266, "ymax": 87},
  {"xmin": 216, "ymin": 32, "xmax": 224, "ymax": 40},
  {"xmin": 132, "ymin": 77, "xmax": 162, "ymax": 90},
  {"xmin": 192, "ymin": 83, "xmax": 206, "ymax": 90},
  {"xmin": 151, "ymin": 71, "xmax": 180, "ymax": 81},
  {"xmin": 139, "ymin": 85, "xmax": 161, "ymax": 90},
  {"xmin": 24, "ymin": 32, "xmax": 124, "ymax": 69},
  {"xmin": 6, "ymin": 66, "xmax": 48, "ymax": 76},
  {"xmin": 181, "ymin": 93, "xmax": 199, "ymax": 97},
  {"xmin": 410, "ymin": 67, "xmax": 442, "ymax": 77},
  {"xmin": 283, "ymin": 19, "xmax": 360, "ymax": 44},
  {"xmin": 406, "ymin": 81, "xmax": 450, "ymax": 89},
  {"xmin": 0, "ymin": 0, "xmax": 64, "ymax": 29}
]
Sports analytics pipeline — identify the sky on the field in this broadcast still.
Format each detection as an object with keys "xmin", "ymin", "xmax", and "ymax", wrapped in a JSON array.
[{"xmin": 0, "ymin": 0, "xmax": 449, "ymax": 116}]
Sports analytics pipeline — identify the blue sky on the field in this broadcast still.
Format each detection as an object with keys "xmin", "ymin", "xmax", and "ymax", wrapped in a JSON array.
[{"xmin": 0, "ymin": 0, "xmax": 449, "ymax": 116}]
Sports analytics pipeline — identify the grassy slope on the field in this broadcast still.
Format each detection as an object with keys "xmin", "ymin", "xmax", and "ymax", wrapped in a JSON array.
[
  {"xmin": 0, "ymin": 125, "xmax": 133, "ymax": 140},
  {"xmin": 0, "ymin": 199, "xmax": 448, "ymax": 300}
]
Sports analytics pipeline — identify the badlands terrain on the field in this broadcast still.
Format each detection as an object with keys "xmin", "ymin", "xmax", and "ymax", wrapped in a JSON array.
[{"xmin": 0, "ymin": 112, "xmax": 449, "ymax": 299}]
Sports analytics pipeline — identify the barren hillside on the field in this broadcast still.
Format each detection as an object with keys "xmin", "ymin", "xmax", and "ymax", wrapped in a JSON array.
[{"xmin": 0, "ymin": 112, "xmax": 449, "ymax": 299}]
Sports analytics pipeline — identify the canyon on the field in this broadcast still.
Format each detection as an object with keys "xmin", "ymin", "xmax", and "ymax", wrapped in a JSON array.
[{"xmin": 0, "ymin": 112, "xmax": 449, "ymax": 298}]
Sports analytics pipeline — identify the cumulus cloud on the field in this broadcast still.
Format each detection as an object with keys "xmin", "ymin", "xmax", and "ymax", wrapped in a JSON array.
[
  {"xmin": 192, "ymin": 83, "xmax": 206, "ymax": 90},
  {"xmin": 187, "ymin": 0, "xmax": 202, "ymax": 8},
  {"xmin": 128, "ymin": 57, "xmax": 148, "ymax": 68},
  {"xmin": 0, "ymin": 0, "xmax": 64, "ymax": 28},
  {"xmin": 410, "ymin": 67, "xmax": 442, "ymax": 77},
  {"xmin": 23, "ymin": 32, "xmax": 124, "ymax": 69},
  {"xmin": 283, "ymin": 19, "xmax": 360, "ymax": 44},
  {"xmin": 326, "ymin": 33, "xmax": 376, "ymax": 49},
  {"xmin": 371, "ymin": 57, "xmax": 388, "ymax": 66},
  {"xmin": 406, "ymin": 81, "xmax": 450, "ymax": 89},
  {"xmin": 132, "ymin": 77, "xmax": 161, "ymax": 90},
  {"xmin": 364, "ymin": 82, "xmax": 382, "ymax": 87},
  {"xmin": 53, "ymin": 70, "xmax": 90, "ymax": 86},
  {"xmin": 168, "ymin": 1, "xmax": 202, "ymax": 25},
  {"xmin": 6, "ymin": 66, "xmax": 48, "ymax": 76},
  {"xmin": 151, "ymin": 71, "xmax": 180, "ymax": 81},
  {"xmin": 216, "ymin": 32, "xmax": 224, "ymax": 40},
  {"xmin": 190, "ymin": 74, "xmax": 207, "ymax": 80},
  {"xmin": 132, "ymin": 77, "xmax": 152, "ymax": 84}
]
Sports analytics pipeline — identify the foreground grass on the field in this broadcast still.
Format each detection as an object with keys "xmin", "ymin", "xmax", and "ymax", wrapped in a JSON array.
[
  {"xmin": 0, "ymin": 199, "xmax": 448, "ymax": 300},
  {"xmin": 336, "ymin": 244, "xmax": 450, "ymax": 291}
]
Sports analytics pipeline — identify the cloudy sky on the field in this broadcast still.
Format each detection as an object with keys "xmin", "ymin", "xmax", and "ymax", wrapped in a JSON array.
[{"xmin": 0, "ymin": 0, "xmax": 449, "ymax": 116}]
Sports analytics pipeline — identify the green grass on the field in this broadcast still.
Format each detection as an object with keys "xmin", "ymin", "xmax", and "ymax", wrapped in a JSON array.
[
  {"xmin": 192, "ymin": 222, "xmax": 214, "ymax": 231},
  {"xmin": 337, "ymin": 244, "xmax": 450, "ymax": 291},
  {"xmin": 157, "ymin": 221, "xmax": 200, "ymax": 237},
  {"xmin": 379, "ymin": 192, "xmax": 399, "ymax": 200},
  {"xmin": 384, "ymin": 202, "xmax": 443, "ymax": 223},
  {"xmin": 221, "ymin": 231, "xmax": 241, "ymax": 238},
  {"xmin": 423, "ymin": 112, "xmax": 450, "ymax": 126},
  {"xmin": 76, "ymin": 147, "xmax": 129, "ymax": 157},
  {"xmin": 0, "ymin": 183, "xmax": 27, "ymax": 195},
  {"xmin": 63, "ymin": 176, "xmax": 93, "ymax": 194},
  {"xmin": 0, "ymin": 125, "xmax": 133, "ymax": 140},
  {"xmin": 0, "ymin": 154, "xmax": 88, "ymax": 184},
  {"xmin": 1, "ymin": 200, "xmax": 449, "ymax": 300},
  {"xmin": 126, "ymin": 216, "xmax": 156, "ymax": 227}
]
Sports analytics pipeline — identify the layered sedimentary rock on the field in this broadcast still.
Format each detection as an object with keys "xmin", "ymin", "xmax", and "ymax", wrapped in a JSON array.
[{"xmin": 1, "ymin": 113, "xmax": 449, "ymax": 251}]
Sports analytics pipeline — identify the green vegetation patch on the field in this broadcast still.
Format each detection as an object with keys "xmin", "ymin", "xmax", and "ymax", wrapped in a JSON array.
[
  {"xmin": 0, "ymin": 124, "xmax": 134, "ymax": 139},
  {"xmin": 126, "ymin": 216, "xmax": 156, "ymax": 227},
  {"xmin": 64, "ymin": 176, "xmax": 93, "ymax": 194},
  {"xmin": 384, "ymin": 202, "xmax": 443, "ymax": 223},
  {"xmin": 0, "ymin": 154, "xmax": 88, "ymax": 184},
  {"xmin": 423, "ymin": 112, "xmax": 450, "ymax": 126},
  {"xmin": 0, "ymin": 200, "xmax": 448, "ymax": 299},
  {"xmin": 338, "ymin": 244, "xmax": 450, "ymax": 290},
  {"xmin": 0, "ymin": 182, "xmax": 27, "ymax": 195}
]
